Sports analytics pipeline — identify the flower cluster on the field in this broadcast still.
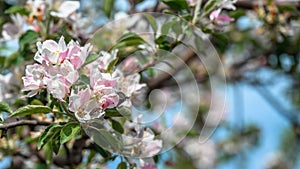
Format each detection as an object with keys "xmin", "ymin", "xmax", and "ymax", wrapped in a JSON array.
[
  {"xmin": 22, "ymin": 36, "xmax": 91, "ymax": 100},
  {"xmin": 22, "ymin": 36, "xmax": 146, "ymax": 122}
]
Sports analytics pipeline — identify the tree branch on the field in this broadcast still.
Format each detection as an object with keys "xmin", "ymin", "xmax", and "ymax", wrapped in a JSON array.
[{"xmin": 0, "ymin": 120, "xmax": 53, "ymax": 130}]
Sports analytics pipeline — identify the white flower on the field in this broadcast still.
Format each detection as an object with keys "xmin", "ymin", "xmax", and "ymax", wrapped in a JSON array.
[
  {"xmin": 1, "ymin": 14, "xmax": 24, "ymax": 41},
  {"xmin": 50, "ymin": 1, "xmax": 80, "ymax": 19}
]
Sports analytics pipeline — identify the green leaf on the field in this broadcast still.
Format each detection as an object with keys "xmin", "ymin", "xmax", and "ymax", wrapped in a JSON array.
[
  {"xmin": 82, "ymin": 53, "xmax": 99, "ymax": 67},
  {"xmin": 106, "ymin": 58, "xmax": 119, "ymax": 73},
  {"xmin": 38, "ymin": 124, "xmax": 63, "ymax": 150},
  {"xmin": 117, "ymin": 162, "xmax": 127, "ymax": 169},
  {"xmin": 60, "ymin": 122, "xmax": 81, "ymax": 144},
  {"xmin": 202, "ymin": 0, "xmax": 221, "ymax": 17},
  {"xmin": 278, "ymin": 5, "xmax": 298, "ymax": 13},
  {"xmin": 5, "ymin": 5, "xmax": 29, "ymax": 15},
  {"xmin": 162, "ymin": 0, "xmax": 190, "ymax": 12},
  {"xmin": 116, "ymin": 106, "xmax": 132, "ymax": 120},
  {"xmin": 51, "ymin": 131, "xmax": 61, "ymax": 154},
  {"xmin": 44, "ymin": 143, "xmax": 53, "ymax": 165},
  {"xmin": 30, "ymin": 99, "xmax": 44, "ymax": 105},
  {"xmin": 111, "ymin": 119, "xmax": 124, "ymax": 134},
  {"xmin": 144, "ymin": 14, "xmax": 158, "ymax": 33},
  {"xmin": 10, "ymin": 105, "xmax": 52, "ymax": 117},
  {"xmin": 94, "ymin": 144, "xmax": 111, "ymax": 159},
  {"xmin": 4, "ymin": 51, "xmax": 21, "ymax": 69},
  {"xmin": 0, "ymin": 102, "xmax": 12, "ymax": 114},
  {"xmin": 105, "ymin": 108, "xmax": 123, "ymax": 117},
  {"xmin": 19, "ymin": 30, "xmax": 38, "ymax": 51},
  {"xmin": 161, "ymin": 20, "xmax": 175, "ymax": 35},
  {"xmin": 111, "ymin": 32, "xmax": 146, "ymax": 51},
  {"xmin": 103, "ymin": 0, "xmax": 115, "ymax": 17},
  {"xmin": 87, "ymin": 125, "xmax": 122, "ymax": 152},
  {"xmin": 172, "ymin": 21, "xmax": 183, "ymax": 36}
]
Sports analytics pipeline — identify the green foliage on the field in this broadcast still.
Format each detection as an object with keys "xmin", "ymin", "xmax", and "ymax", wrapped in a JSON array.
[
  {"xmin": 4, "ymin": 5, "xmax": 29, "ymax": 15},
  {"xmin": 144, "ymin": 14, "xmax": 158, "ymax": 33},
  {"xmin": 161, "ymin": 20, "xmax": 176, "ymax": 35},
  {"xmin": 44, "ymin": 142, "xmax": 53, "ymax": 165},
  {"xmin": 162, "ymin": 0, "xmax": 190, "ymax": 12},
  {"xmin": 3, "ymin": 51, "xmax": 21, "ymax": 69},
  {"xmin": 86, "ymin": 122, "xmax": 122, "ymax": 152},
  {"xmin": 60, "ymin": 122, "xmax": 81, "ymax": 144},
  {"xmin": 103, "ymin": 0, "xmax": 115, "ymax": 17},
  {"xmin": 111, "ymin": 119, "xmax": 124, "ymax": 134},
  {"xmin": 51, "ymin": 130, "xmax": 61, "ymax": 154},
  {"xmin": 201, "ymin": 0, "xmax": 221, "ymax": 17},
  {"xmin": 10, "ymin": 105, "xmax": 52, "ymax": 117},
  {"xmin": 19, "ymin": 30, "xmax": 38, "ymax": 51},
  {"xmin": 106, "ymin": 58, "xmax": 119, "ymax": 74},
  {"xmin": 111, "ymin": 32, "xmax": 146, "ymax": 51},
  {"xmin": 82, "ymin": 53, "xmax": 100, "ymax": 67},
  {"xmin": 0, "ymin": 102, "xmax": 12, "ymax": 114},
  {"xmin": 37, "ymin": 123, "xmax": 64, "ymax": 150}
]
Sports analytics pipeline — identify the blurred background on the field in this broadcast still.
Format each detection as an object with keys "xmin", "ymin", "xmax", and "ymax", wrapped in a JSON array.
[{"xmin": 0, "ymin": 0, "xmax": 300, "ymax": 169}]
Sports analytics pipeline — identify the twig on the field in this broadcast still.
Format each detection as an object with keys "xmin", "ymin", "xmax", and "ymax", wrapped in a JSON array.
[{"xmin": 0, "ymin": 120, "xmax": 52, "ymax": 130}]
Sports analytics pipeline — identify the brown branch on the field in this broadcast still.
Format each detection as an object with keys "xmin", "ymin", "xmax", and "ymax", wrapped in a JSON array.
[
  {"xmin": 0, "ymin": 120, "xmax": 53, "ymax": 130},
  {"xmin": 146, "ymin": 48, "xmax": 196, "ymax": 89}
]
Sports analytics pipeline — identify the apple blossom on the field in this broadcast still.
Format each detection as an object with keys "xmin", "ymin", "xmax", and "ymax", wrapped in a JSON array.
[
  {"xmin": 115, "ymin": 71, "xmax": 146, "ymax": 97},
  {"xmin": 26, "ymin": 0, "xmax": 46, "ymax": 23},
  {"xmin": 69, "ymin": 88, "xmax": 91, "ymax": 113},
  {"xmin": 46, "ymin": 75, "xmax": 70, "ymax": 101},
  {"xmin": 122, "ymin": 57, "xmax": 140, "ymax": 73},
  {"xmin": 210, "ymin": 9, "xmax": 234, "ymax": 24},
  {"xmin": 50, "ymin": 1, "xmax": 80, "ymax": 19},
  {"xmin": 68, "ymin": 41, "xmax": 92, "ymax": 69},
  {"xmin": 22, "ymin": 64, "xmax": 47, "ymax": 97},
  {"xmin": 91, "ymin": 73, "xmax": 120, "ymax": 110},
  {"xmin": 220, "ymin": 0, "xmax": 237, "ymax": 10},
  {"xmin": 23, "ymin": 36, "xmax": 92, "ymax": 101},
  {"xmin": 98, "ymin": 50, "xmax": 118, "ymax": 72},
  {"xmin": 1, "ymin": 14, "xmax": 24, "ymax": 41}
]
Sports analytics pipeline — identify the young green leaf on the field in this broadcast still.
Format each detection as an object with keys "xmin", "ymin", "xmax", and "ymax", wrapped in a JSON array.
[
  {"xmin": 10, "ymin": 105, "xmax": 52, "ymax": 117},
  {"xmin": 82, "ymin": 53, "xmax": 100, "ymax": 67},
  {"xmin": 116, "ymin": 106, "xmax": 132, "ymax": 120},
  {"xmin": 51, "ymin": 131, "xmax": 61, "ymax": 154},
  {"xmin": 162, "ymin": 0, "xmax": 190, "ymax": 12},
  {"xmin": 0, "ymin": 102, "xmax": 12, "ymax": 114},
  {"xmin": 38, "ymin": 124, "xmax": 63, "ymax": 150},
  {"xmin": 4, "ymin": 6, "xmax": 29, "ymax": 15},
  {"xmin": 103, "ymin": 0, "xmax": 115, "ymax": 17},
  {"xmin": 87, "ymin": 127, "xmax": 122, "ymax": 152},
  {"xmin": 94, "ymin": 144, "xmax": 111, "ymax": 159},
  {"xmin": 60, "ymin": 122, "xmax": 81, "ymax": 144},
  {"xmin": 111, "ymin": 32, "xmax": 146, "ymax": 51},
  {"xmin": 105, "ymin": 108, "xmax": 123, "ymax": 117},
  {"xmin": 106, "ymin": 58, "xmax": 119, "ymax": 74},
  {"xmin": 19, "ymin": 30, "xmax": 38, "ymax": 51},
  {"xmin": 144, "ymin": 14, "xmax": 158, "ymax": 33},
  {"xmin": 44, "ymin": 142, "xmax": 53, "ymax": 165},
  {"xmin": 161, "ymin": 20, "xmax": 176, "ymax": 35},
  {"xmin": 4, "ymin": 51, "xmax": 21, "ymax": 69},
  {"xmin": 111, "ymin": 119, "xmax": 124, "ymax": 134}
]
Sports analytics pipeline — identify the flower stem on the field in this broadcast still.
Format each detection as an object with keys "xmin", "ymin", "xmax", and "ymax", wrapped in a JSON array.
[{"xmin": 192, "ymin": 0, "xmax": 202, "ymax": 25}]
